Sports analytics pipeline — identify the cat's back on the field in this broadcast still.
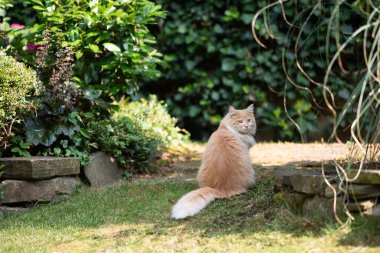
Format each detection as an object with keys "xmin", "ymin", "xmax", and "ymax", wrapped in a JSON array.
[
  {"xmin": 205, "ymin": 127, "xmax": 243, "ymax": 152},
  {"xmin": 201, "ymin": 126, "xmax": 247, "ymax": 166},
  {"xmin": 197, "ymin": 126, "xmax": 253, "ymax": 192}
]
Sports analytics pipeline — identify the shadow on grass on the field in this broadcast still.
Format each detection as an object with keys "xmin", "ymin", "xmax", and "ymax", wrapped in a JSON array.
[{"xmin": 1, "ymin": 178, "xmax": 379, "ymax": 248}]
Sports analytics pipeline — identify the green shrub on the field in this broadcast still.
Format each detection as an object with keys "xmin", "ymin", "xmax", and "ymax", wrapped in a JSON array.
[
  {"xmin": 7, "ymin": 0, "xmax": 165, "ymax": 100},
  {"xmin": 0, "ymin": 50, "xmax": 40, "ymax": 150},
  {"xmin": 87, "ymin": 117, "xmax": 161, "ymax": 173},
  {"xmin": 113, "ymin": 95, "xmax": 189, "ymax": 148}
]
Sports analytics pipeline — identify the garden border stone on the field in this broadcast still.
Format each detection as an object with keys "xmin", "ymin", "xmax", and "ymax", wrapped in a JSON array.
[
  {"xmin": 347, "ymin": 169, "xmax": 380, "ymax": 185},
  {"xmin": 0, "ymin": 156, "xmax": 80, "ymax": 179},
  {"xmin": 0, "ymin": 177, "xmax": 82, "ymax": 204},
  {"xmin": 83, "ymin": 152, "xmax": 124, "ymax": 188}
]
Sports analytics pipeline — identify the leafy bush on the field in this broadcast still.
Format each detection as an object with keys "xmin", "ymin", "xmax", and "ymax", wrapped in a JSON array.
[
  {"xmin": 142, "ymin": 0, "xmax": 358, "ymax": 141},
  {"xmin": 113, "ymin": 95, "xmax": 189, "ymax": 148},
  {"xmin": 7, "ymin": 0, "xmax": 165, "ymax": 100},
  {"xmin": 0, "ymin": 50, "xmax": 41, "ymax": 150},
  {"xmin": 87, "ymin": 117, "xmax": 161, "ymax": 173},
  {"xmin": 0, "ymin": 1, "xmax": 167, "ymax": 173},
  {"xmin": 2, "ymin": 34, "xmax": 98, "ymax": 163}
]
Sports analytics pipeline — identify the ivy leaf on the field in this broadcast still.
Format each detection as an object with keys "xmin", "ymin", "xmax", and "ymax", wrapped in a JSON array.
[
  {"xmin": 103, "ymin": 42, "xmax": 121, "ymax": 52},
  {"xmin": 25, "ymin": 119, "xmax": 58, "ymax": 146},
  {"xmin": 80, "ymin": 128, "xmax": 91, "ymax": 139},
  {"xmin": 88, "ymin": 44, "xmax": 100, "ymax": 53},
  {"xmin": 76, "ymin": 50, "xmax": 83, "ymax": 59},
  {"xmin": 221, "ymin": 58, "xmax": 236, "ymax": 72},
  {"xmin": 60, "ymin": 125, "xmax": 79, "ymax": 137}
]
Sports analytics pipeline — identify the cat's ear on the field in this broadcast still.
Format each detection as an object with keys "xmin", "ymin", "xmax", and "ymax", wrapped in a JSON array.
[
  {"xmin": 229, "ymin": 106, "xmax": 237, "ymax": 117},
  {"xmin": 246, "ymin": 104, "xmax": 254, "ymax": 114}
]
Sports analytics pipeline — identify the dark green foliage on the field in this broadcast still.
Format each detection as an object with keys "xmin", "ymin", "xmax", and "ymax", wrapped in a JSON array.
[
  {"xmin": 4, "ymin": 36, "xmax": 98, "ymax": 164},
  {"xmin": 142, "ymin": 0, "xmax": 366, "ymax": 141},
  {"xmin": 88, "ymin": 117, "xmax": 161, "ymax": 173}
]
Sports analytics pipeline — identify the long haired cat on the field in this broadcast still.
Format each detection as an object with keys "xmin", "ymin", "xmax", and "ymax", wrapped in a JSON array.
[{"xmin": 171, "ymin": 104, "xmax": 256, "ymax": 219}]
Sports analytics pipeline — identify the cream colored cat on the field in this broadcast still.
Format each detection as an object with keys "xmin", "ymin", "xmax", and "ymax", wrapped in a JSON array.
[{"xmin": 171, "ymin": 104, "xmax": 256, "ymax": 219}]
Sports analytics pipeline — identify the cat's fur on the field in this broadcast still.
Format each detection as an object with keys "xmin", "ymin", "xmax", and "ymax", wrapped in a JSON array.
[{"xmin": 171, "ymin": 104, "xmax": 256, "ymax": 219}]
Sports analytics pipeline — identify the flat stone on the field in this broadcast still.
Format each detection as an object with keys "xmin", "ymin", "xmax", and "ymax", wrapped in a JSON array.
[
  {"xmin": 347, "ymin": 184, "xmax": 380, "ymax": 199},
  {"xmin": 273, "ymin": 192, "xmax": 308, "ymax": 213},
  {"xmin": 347, "ymin": 199, "xmax": 376, "ymax": 212},
  {"xmin": 0, "ymin": 177, "xmax": 81, "ymax": 204},
  {"xmin": 274, "ymin": 168, "xmax": 300, "ymax": 188},
  {"xmin": 326, "ymin": 183, "xmax": 380, "ymax": 200},
  {"xmin": 274, "ymin": 167, "xmax": 335, "ymax": 193},
  {"xmin": 289, "ymin": 169, "xmax": 331, "ymax": 195},
  {"xmin": 364, "ymin": 204, "xmax": 380, "ymax": 217},
  {"xmin": 84, "ymin": 152, "xmax": 124, "ymax": 188},
  {"xmin": 325, "ymin": 183, "xmax": 342, "ymax": 198},
  {"xmin": 302, "ymin": 196, "xmax": 344, "ymax": 220},
  {"xmin": 347, "ymin": 169, "xmax": 380, "ymax": 184},
  {"xmin": 0, "ymin": 156, "xmax": 80, "ymax": 180},
  {"xmin": 290, "ymin": 172, "xmax": 333, "ymax": 195}
]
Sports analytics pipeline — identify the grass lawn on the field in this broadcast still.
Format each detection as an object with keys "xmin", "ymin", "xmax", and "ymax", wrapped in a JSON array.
[{"xmin": 1, "ymin": 177, "xmax": 379, "ymax": 252}]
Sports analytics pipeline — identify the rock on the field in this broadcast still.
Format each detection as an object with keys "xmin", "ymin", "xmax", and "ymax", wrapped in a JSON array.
[
  {"xmin": 0, "ymin": 177, "xmax": 81, "ymax": 204},
  {"xmin": 347, "ymin": 169, "xmax": 380, "ymax": 184},
  {"xmin": 290, "ymin": 172, "xmax": 333, "ymax": 195},
  {"xmin": 302, "ymin": 196, "xmax": 344, "ymax": 220},
  {"xmin": 325, "ymin": 183, "xmax": 380, "ymax": 200},
  {"xmin": 364, "ymin": 204, "xmax": 380, "ymax": 217},
  {"xmin": 325, "ymin": 183, "xmax": 342, "ymax": 198},
  {"xmin": 347, "ymin": 199, "xmax": 376, "ymax": 212},
  {"xmin": 274, "ymin": 168, "xmax": 335, "ymax": 194},
  {"xmin": 274, "ymin": 168, "xmax": 299, "ymax": 188},
  {"xmin": 347, "ymin": 184, "xmax": 380, "ymax": 199},
  {"xmin": 0, "ymin": 156, "xmax": 80, "ymax": 180},
  {"xmin": 84, "ymin": 152, "xmax": 124, "ymax": 188},
  {"xmin": 273, "ymin": 192, "xmax": 308, "ymax": 213}
]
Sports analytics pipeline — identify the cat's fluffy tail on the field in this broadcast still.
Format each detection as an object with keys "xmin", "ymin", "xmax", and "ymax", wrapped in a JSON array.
[{"xmin": 171, "ymin": 187, "xmax": 225, "ymax": 220}]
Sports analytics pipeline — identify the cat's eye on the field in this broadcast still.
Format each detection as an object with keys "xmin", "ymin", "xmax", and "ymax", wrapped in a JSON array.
[
  {"xmin": 238, "ymin": 120, "xmax": 243, "ymax": 123},
  {"xmin": 247, "ymin": 119, "xmax": 251, "ymax": 122}
]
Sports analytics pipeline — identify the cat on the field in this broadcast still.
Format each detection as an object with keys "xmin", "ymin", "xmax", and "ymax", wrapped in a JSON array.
[{"xmin": 171, "ymin": 104, "xmax": 256, "ymax": 219}]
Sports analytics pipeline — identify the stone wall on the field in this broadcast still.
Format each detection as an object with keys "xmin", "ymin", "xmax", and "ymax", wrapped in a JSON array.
[
  {"xmin": 0, "ymin": 157, "xmax": 82, "ymax": 217},
  {"xmin": 274, "ymin": 163, "xmax": 380, "ymax": 220},
  {"xmin": 0, "ymin": 152, "xmax": 124, "ymax": 218}
]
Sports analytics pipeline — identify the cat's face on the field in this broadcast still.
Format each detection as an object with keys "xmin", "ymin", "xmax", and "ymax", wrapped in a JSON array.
[{"xmin": 227, "ymin": 104, "xmax": 256, "ymax": 135}]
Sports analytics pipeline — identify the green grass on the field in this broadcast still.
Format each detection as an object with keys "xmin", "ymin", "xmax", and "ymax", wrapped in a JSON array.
[{"xmin": 0, "ymin": 178, "xmax": 379, "ymax": 252}]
